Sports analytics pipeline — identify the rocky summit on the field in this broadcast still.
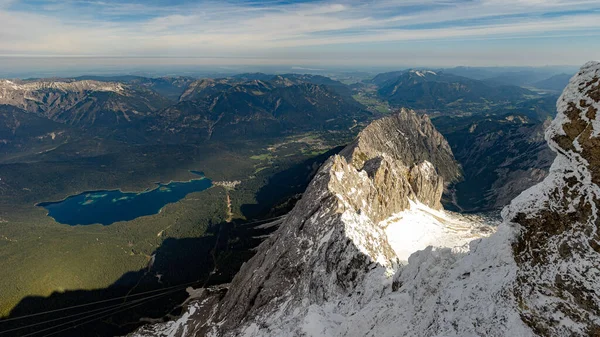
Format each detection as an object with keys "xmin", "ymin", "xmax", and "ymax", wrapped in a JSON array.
[{"xmin": 132, "ymin": 108, "xmax": 492, "ymax": 337}]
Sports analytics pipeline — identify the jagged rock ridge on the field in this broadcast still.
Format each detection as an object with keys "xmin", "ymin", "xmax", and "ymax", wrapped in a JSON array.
[
  {"xmin": 199, "ymin": 109, "xmax": 463, "ymax": 335},
  {"xmin": 132, "ymin": 109, "xmax": 491, "ymax": 337}
]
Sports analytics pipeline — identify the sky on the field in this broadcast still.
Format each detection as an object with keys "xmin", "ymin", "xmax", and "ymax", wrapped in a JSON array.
[{"xmin": 0, "ymin": 0, "xmax": 599, "ymax": 69}]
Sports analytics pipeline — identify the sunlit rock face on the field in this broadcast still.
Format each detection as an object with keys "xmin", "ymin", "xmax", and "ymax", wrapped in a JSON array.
[
  {"xmin": 340, "ymin": 108, "xmax": 461, "ymax": 189},
  {"xmin": 202, "ymin": 109, "xmax": 463, "ymax": 335}
]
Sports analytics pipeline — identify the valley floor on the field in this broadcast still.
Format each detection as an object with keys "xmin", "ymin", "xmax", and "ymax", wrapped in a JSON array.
[{"xmin": 0, "ymin": 131, "xmax": 351, "ymax": 337}]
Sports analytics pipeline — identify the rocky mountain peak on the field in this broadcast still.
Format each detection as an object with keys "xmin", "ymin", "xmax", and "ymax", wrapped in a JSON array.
[
  {"xmin": 340, "ymin": 107, "xmax": 461, "ymax": 187},
  {"xmin": 208, "ymin": 109, "xmax": 461, "ymax": 330},
  {"xmin": 133, "ymin": 109, "xmax": 485, "ymax": 337}
]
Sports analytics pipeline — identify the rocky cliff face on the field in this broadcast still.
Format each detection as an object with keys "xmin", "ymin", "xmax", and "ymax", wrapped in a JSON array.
[
  {"xmin": 339, "ymin": 109, "xmax": 461, "ymax": 194},
  {"xmin": 507, "ymin": 61, "xmax": 600, "ymax": 336}
]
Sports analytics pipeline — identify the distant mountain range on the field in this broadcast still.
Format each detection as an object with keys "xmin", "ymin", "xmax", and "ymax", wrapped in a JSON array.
[
  {"xmin": 0, "ymin": 70, "xmax": 559, "ymax": 210},
  {"xmin": 232, "ymin": 73, "xmax": 353, "ymax": 97},
  {"xmin": 0, "ymin": 75, "xmax": 369, "ymax": 145},
  {"xmin": 531, "ymin": 73, "xmax": 572, "ymax": 92},
  {"xmin": 71, "ymin": 76, "xmax": 196, "ymax": 100},
  {"xmin": 373, "ymin": 70, "xmax": 536, "ymax": 110},
  {"xmin": 438, "ymin": 67, "xmax": 573, "ymax": 92},
  {"xmin": 0, "ymin": 69, "xmax": 564, "ymax": 136},
  {"xmin": 442, "ymin": 65, "xmax": 578, "ymax": 85},
  {"xmin": 153, "ymin": 78, "xmax": 367, "ymax": 142},
  {"xmin": 0, "ymin": 79, "xmax": 172, "ymax": 127}
]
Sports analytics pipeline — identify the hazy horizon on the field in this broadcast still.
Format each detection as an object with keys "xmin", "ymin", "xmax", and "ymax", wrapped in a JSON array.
[
  {"xmin": 1, "ymin": 0, "xmax": 599, "ymax": 73},
  {"xmin": 0, "ymin": 56, "xmax": 583, "ymax": 79}
]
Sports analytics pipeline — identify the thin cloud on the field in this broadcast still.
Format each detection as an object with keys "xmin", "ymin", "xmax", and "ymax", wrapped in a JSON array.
[{"xmin": 0, "ymin": 0, "xmax": 599, "ymax": 66}]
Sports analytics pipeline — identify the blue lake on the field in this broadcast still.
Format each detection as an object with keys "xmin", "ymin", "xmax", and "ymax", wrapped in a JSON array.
[{"xmin": 38, "ymin": 173, "xmax": 213, "ymax": 226}]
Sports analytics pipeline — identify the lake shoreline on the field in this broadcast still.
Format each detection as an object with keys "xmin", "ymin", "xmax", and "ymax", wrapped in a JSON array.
[
  {"xmin": 37, "ymin": 171, "xmax": 214, "ymax": 226},
  {"xmin": 35, "ymin": 170, "xmax": 209, "ymax": 207}
]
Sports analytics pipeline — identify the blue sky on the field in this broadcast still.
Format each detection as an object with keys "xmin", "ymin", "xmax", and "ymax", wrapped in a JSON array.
[{"xmin": 0, "ymin": 0, "xmax": 599, "ymax": 67}]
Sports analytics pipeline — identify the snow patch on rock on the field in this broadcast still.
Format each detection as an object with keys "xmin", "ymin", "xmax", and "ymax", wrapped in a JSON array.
[{"xmin": 384, "ymin": 200, "xmax": 494, "ymax": 262}]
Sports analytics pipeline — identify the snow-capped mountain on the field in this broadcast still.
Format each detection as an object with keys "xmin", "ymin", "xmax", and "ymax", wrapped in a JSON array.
[
  {"xmin": 133, "ymin": 62, "xmax": 600, "ymax": 337},
  {"xmin": 0, "ymin": 79, "xmax": 171, "ymax": 127},
  {"xmin": 374, "ymin": 70, "xmax": 535, "ymax": 111},
  {"xmin": 0, "ymin": 79, "xmax": 128, "ymax": 93}
]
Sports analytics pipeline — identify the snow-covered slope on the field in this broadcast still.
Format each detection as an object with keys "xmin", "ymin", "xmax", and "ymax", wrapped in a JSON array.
[
  {"xmin": 383, "ymin": 200, "xmax": 496, "ymax": 262},
  {"xmin": 132, "ymin": 62, "xmax": 600, "ymax": 337}
]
